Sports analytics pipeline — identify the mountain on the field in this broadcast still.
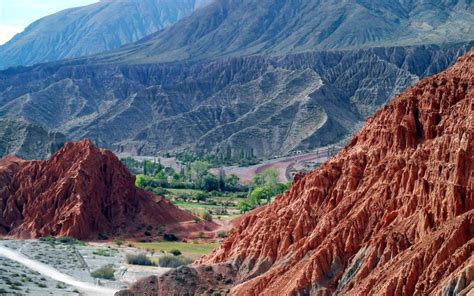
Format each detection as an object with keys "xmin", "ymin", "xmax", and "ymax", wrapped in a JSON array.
[
  {"xmin": 0, "ymin": 0, "xmax": 213, "ymax": 69},
  {"xmin": 118, "ymin": 49, "xmax": 473, "ymax": 296},
  {"xmin": 0, "ymin": 0, "xmax": 472, "ymax": 159},
  {"xmin": 0, "ymin": 119, "xmax": 65, "ymax": 160},
  {"xmin": 0, "ymin": 42, "xmax": 471, "ymax": 159},
  {"xmin": 0, "ymin": 140, "xmax": 195, "ymax": 239},
  {"xmin": 91, "ymin": 0, "xmax": 474, "ymax": 64}
]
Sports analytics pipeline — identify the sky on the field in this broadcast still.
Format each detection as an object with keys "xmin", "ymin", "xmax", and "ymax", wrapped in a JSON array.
[{"xmin": 0, "ymin": 0, "xmax": 99, "ymax": 45}]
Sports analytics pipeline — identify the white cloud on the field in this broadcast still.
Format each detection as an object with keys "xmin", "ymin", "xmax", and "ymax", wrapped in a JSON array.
[{"xmin": 0, "ymin": 24, "xmax": 25, "ymax": 45}]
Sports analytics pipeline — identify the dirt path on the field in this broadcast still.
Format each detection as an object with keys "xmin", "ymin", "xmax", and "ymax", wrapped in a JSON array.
[{"xmin": 0, "ymin": 245, "xmax": 118, "ymax": 296}]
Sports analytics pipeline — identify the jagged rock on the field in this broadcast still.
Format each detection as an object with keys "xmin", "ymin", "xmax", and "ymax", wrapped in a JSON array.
[
  {"xmin": 0, "ymin": 140, "xmax": 194, "ymax": 239},
  {"xmin": 117, "ymin": 49, "xmax": 473, "ymax": 296}
]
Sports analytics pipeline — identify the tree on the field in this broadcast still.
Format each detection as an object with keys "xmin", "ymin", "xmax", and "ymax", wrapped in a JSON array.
[
  {"xmin": 191, "ymin": 161, "xmax": 209, "ymax": 181},
  {"xmin": 249, "ymin": 186, "xmax": 272, "ymax": 205},
  {"xmin": 225, "ymin": 174, "xmax": 239, "ymax": 187},
  {"xmin": 199, "ymin": 175, "xmax": 219, "ymax": 192},
  {"xmin": 238, "ymin": 200, "xmax": 253, "ymax": 213},
  {"xmin": 195, "ymin": 192, "xmax": 209, "ymax": 203},
  {"xmin": 218, "ymin": 168, "xmax": 226, "ymax": 191}
]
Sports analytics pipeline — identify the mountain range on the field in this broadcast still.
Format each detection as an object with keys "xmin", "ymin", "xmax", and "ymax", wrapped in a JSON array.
[
  {"xmin": 0, "ymin": 0, "xmax": 213, "ymax": 69},
  {"xmin": 0, "ymin": 0, "xmax": 472, "ymax": 160},
  {"xmin": 90, "ymin": 0, "xmax": 474, "ymax": 64}
]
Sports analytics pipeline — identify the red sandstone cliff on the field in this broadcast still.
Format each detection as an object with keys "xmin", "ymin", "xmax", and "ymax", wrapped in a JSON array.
[
  {"xmin": 0, "ymin": 140, "xmax": 194, "ymax": 239},
  {"xmin": 118, "ymin": 49, "xmax": 473, "ymax": 296}
]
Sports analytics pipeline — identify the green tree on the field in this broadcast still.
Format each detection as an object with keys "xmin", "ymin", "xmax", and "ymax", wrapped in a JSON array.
[
  {"xmin": 191, "ymin": 161, "xmax": 209, "ymax": 180},
  {"xmin": 199, "ymin": 175, "xmax": 219, "ymax": 192},
  {"xmin": 238, "ymin": 201, "xmax": 253, "ymax": 213},
  {"xmin": 249, "ymin": 185, "xmax": 273, "ymax": 205},
  {"xmin": 195, "ymin": 192, "xmax": 209, "ymax": 203}
]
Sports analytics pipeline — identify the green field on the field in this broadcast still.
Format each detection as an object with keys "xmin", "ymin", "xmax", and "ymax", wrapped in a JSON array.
[
  {"xmin": 166, "ymin": 188, "xmax": 204, "ymax": 195},
  {"xmin": 134, "ymin": 241, "xmax": 219, "ymax": 257}
]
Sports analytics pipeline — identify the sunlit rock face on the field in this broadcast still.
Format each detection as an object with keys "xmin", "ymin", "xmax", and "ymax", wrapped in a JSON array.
[
  {"xmin": 0, "ymin": 140, "xmax": 194, "ymax": 240},
  {"xmin": 118, "ymin": 49, "xmax": 473, "ymax": 296}
]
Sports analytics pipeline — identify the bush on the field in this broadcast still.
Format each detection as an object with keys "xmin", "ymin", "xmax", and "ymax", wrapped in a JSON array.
[
  {"xmin": 158, "ymin": 256, "xmax": 193, "ymax": 268},
  {"xmin": 169, "ymin": 249, "xmax": 182, "ymax": 256},
  {"xmin": 97, "ymin": 233, "xmax": 109, "ymax": 240},
  {"xmin": 114, "ymin": 239, "xmax": 124, "ymax": 247},
  {"xmin": 93, "ymin": 249, "xmax": 114, "ymax": 257},
  {"xmin": 125, "ymin": 254, "xmax": 155, "ymax": 266},
  {"xmin": 191, "ymin": 209, "xmax": 213, "ymax": 222},
  {"xmin": 163, "ymin": 233, "xmax": 179, "ymax": 241},
  {"xmin": 90, "ymin": 265, "xmax": 115, "ymax": 280},
  {"xmin": 217, "ymin": 231, "xmax": 228, "ymax": 238}
]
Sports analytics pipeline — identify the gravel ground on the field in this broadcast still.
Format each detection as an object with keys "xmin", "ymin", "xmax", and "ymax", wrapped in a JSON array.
[{"xmin": 0, "ymin": 240, "xmax": 174, "ymax": 295}]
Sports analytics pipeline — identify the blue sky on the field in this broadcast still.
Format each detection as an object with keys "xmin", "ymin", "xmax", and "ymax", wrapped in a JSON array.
[{"xmin": 0, "ymin": 0, "xmax": 98, "ymax": 45}]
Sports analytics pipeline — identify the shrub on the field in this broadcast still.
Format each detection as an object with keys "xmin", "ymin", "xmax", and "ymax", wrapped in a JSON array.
[
  {"xmin": 93, "ymin": 249, "xmax": 113, "ymax": 257},
  {"xmin": 57, "ymin": 236, "xmax": 85, "ymax": 245},
  {"xmin": 169, "ymin": 249, "xmax": 182, "ymax": 256},
  {"xmin": 125, "ymin": 254, "xmax": 155, "ymax": 266},
  {"xmin": 191, "ymin": 209, "xmax": 213, "ymax": 222},
  {"xmin": 217, "ymin": 231, "xmax": 228, "ymax": 238},
  {"xmin": 144, "ymin": 231, "xmax": 152, "ymax": 237},
  {"xmin": 158, "ymin": 256, "xmax": 193, "ymax": 268},
  {"xmin": 114, "ymin": 239, "xmax": 124, "ymax": 247},
  {"xmin": 97, "ymin": 233, "xmax": 109, "ymax": 240},
  {"xmin": 163, "ymin": 233, "xmax": 179, "ymax": 241},
  {"xmin": 90, "ymin": 265, "xmax": 115, "ymax": 280}
]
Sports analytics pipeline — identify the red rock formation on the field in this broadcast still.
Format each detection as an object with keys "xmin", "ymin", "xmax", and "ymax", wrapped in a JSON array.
[
  {"xmin": 118, "ymin": 49, "xmax": 473, "ymax": 296},
  {"xmin": 0, "ymin": 140, "xmax": 194, "ymax": 239}
]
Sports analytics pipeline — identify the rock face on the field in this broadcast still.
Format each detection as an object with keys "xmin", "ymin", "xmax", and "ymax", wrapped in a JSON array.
[
  {"xmin": 0, "ymin": 43, "xmax": 471, "ymax": 159},
  {"xmin": 0, "ymin": 0, "xmax": 213, "ymax": 69},
  {"xmin": 118, "ymin": 50, "xmax": 474, "ymax": 295},
  {"xmin": 0, "ymin": 119, "xmax": 65, "ymax": 160},
  {"xmin": 0, "ymin": 140, "xmax": 194, "ymax": 239}
]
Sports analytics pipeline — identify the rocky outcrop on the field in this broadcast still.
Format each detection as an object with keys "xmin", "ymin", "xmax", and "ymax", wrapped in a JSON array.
[
  {"xmin": 0, "ymin": 140, "xmax": 194, "ymax": 239},
  {"xmin": 0, "ymin": 119, "xmax": 65, "ymax": 160},
  {"xmin": 117, "ymin": 49, "xmax": 473, "ymax": 295},
  {"xmin": 0, "ymin": 43, "xmax": 471, "ymax": 159}
]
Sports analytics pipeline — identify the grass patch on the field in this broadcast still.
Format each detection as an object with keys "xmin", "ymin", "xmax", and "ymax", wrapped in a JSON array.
[
  {"xmin": 90, "ymin": 265, "xmax": 115, "ymax": 280},
  {"xmin": 158, "ymin": 255, "xmax": 193, "ymax": 268},
  {"xmin": 134, "ymin": 242, "xmax": 219, "ymax": 256},
  {"xmin": 92, "ymin": 249, "xmax": 116, "ymax": 257}
]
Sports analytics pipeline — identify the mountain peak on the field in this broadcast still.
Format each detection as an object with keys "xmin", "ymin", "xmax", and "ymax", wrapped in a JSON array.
[{"xmin": 0, "ymin": 140, "xmax": 195, "ymax": 239}]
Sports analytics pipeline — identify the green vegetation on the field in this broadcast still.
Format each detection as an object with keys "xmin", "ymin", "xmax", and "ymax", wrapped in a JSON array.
[
  {"xmin": 239, "ymin": 169, "xmax": 291, "ymax": 213},
  {"xmin": 169, "ymin": 249, "xmax": 182, "ymax": 256},
  {"xmin": 125, "ymin": 254, "xmax": 155, "ymax": 266},
  {"xmin": 134, "ymin": 242, "xmax": 219, "ymax": 256},
  {"xmin": 122, "ymin": 155, "xmax": 291, "ymax": 220},
  {"xmin": 90, "ymin": 265, "xmax": 115, "ymax": 280},
  {"xmin": 158, "ymin": 255, "xmax": 193, "ymax": 268},
  {"xmin": 38, "ymin": 236, "xmax": 86, "ymax": 246},
  {"xmin": 92, "ymin": 248, "xmax": 116, "ymax": 257},
  {"xmin": 163, "ymin": 233, "xmax": 179, "ymax": 241}
]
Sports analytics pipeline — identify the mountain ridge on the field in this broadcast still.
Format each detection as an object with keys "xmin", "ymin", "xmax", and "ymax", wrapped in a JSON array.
[
  {"xmin": 0, "ymin": 42, "xmax": 471, "ymax": 158},
  {"xmin": 87, "ymin": 0, "xmax": 474, "ymax": 65},
  {"xmin": 0, "ymin": 0, "xmax": 213, "ymax": 69}
]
